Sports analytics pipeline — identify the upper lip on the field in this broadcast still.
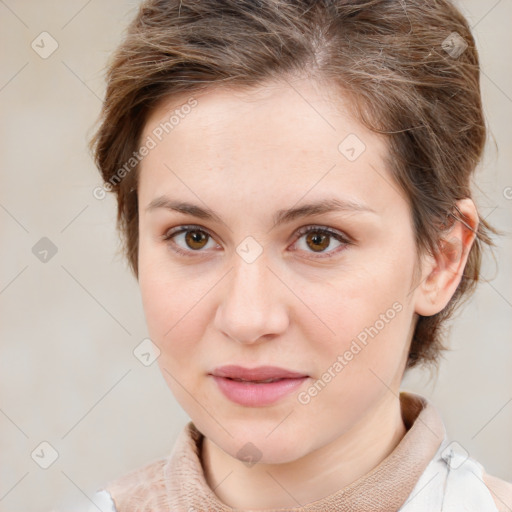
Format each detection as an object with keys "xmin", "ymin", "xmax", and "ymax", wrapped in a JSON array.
[{"xmin": 210, "ymin": 365, "xmax": 308, "ymax": 381}]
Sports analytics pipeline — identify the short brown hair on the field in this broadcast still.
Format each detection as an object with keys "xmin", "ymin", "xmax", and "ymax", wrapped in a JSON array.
[{"xmin": 90, "ymin": 0, "xmax": 496, "ymax": 369}]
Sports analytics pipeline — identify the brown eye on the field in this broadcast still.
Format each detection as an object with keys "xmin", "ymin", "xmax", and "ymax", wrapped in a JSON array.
[
  {"xmin": 162, "ymin": 225, "xmax": 217, "ymax": 257},
  {"xmin": 293, "ymin": 226, "xmax": 351, "ymax": 258},
  {"xmin": 184, "ymin": 229, "xmax": 209, "ymax": 250},
  {"xmin": 305, "ymin": 231, "xmax": 330, "ymax": 252}
]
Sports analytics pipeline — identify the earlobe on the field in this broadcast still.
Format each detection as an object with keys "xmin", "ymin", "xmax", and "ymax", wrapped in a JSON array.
[{"xmin": 414, "ymin": 198, "xmax": 479, "ymax": 317}]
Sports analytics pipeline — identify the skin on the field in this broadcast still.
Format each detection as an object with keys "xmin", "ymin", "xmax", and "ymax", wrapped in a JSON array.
[{"xmin": 136, "ymin": 77, "xmax": 478, "ymax": 509}]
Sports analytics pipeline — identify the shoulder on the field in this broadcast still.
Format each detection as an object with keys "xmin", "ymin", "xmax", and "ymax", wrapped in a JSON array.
[
  {"xmin": 99, "ymin": 457, "xmax": 169, "ymax": 512},
  {"xmin": 95, "ymin": 422, "xmax": 198, "ymax": 511},
  {"xmin": 483, "ymin": 471, "xmax": 512, "ymax": 512},
  {"xmin": 106, "ymin": 456, "xmax": 168, "ymax": 489}
]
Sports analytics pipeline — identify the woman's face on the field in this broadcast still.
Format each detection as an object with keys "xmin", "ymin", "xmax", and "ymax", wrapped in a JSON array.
[{"xmin": 137, "ymin": 78, "xmax": 423, "ymax": 464}]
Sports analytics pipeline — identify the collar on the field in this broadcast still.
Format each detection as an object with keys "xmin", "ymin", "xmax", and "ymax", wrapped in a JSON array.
[{"xmin": 158, "ymin": 391, "xmax": 446, "ymax": 511}]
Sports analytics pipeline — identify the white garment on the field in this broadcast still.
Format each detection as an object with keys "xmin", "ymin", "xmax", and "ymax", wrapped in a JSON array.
[
  {"xmin": 87, "ymin": 489, "xmax": 116, "ymax": 512},
  {"xmin": 398, "ymin": 437, "xmax": 499, "ymax": 512}
]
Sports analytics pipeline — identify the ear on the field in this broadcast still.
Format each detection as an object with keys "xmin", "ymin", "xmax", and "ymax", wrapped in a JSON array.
[{"xmin": 414, "ymin": 198, "xmax": 479, "ymax": 316}]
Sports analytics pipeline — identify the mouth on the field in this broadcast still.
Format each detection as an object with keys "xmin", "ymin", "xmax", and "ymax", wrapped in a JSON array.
[
  {"xmin": 210, "ymin": 364, "xmax": 309, "ymax": 381},
  {"xmin": 209, "ymin": 365, "xmax": 310, "ymax": 407},
  {"xmin": 223, "ymin": 377, "xmax": 291, "ymax": 383}
]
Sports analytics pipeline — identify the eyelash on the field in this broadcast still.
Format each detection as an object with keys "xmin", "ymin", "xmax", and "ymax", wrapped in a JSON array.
[{"xmin": 161, "ymin": 224, "xmax": 352, "ymax": 259}]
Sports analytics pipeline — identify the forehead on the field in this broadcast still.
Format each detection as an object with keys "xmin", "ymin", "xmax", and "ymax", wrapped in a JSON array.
[
  {"xmin": 138, "ymin": 78, "xmax": 402, "ymax": 212},
  {"xmin": 143, "ymin": 77, "xmax": 384, "ymax": 154}
]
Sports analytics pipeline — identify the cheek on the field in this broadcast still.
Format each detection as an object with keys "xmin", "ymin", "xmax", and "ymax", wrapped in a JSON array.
[
  {"xmin": 140, "ymin": 274, "xmax": 196, "ymax": 346},
  {"xmin": 138, "ymin": 251, "xmax": 214, "ymax": 374},
  {"xmin": 138, "ymin": 266, "xmax": 171, "ymax": 340},
  {"xmin": 313, "ymin": 266, "xmax": 411, "ymax": 341},
  {"xmin": 308, "ymin": 254, "xmax": 415, "ymax": 382},
  {"xmin": 139, "ymin": 240, "xmax": 191, "ymax": 332},
  {"xmin": 298, "ymin": 287, "xmax": 411, "ymax": 431},
  {"xmin": 139, "ymin": 267, "xmax": 209, "ymax": 410}
]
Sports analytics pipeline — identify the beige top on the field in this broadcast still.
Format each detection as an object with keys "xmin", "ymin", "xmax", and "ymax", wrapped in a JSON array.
[{"xmin": 98, "ymin": 391, "xmax": 512, "ymax": 511}]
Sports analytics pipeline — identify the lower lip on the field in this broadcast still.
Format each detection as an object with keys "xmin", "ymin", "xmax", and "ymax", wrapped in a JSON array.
[{"xmin": 211, "ymin": 376, "xmax": 309, "ymax": 407}]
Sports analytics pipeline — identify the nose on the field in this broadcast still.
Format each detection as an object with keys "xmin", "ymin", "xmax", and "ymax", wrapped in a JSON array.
[{"xmin": 213, "ymin": 255, "xmax": 289, "ymax": 345}]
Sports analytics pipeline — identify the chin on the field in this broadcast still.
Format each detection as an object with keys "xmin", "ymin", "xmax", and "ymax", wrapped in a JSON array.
[
  {"xmin": 194, "ymin": 411, "xmax": 316, "ymax": 464},
  {"xmin": 220, "ymin": 430, "xmax": 311, "ymax": 466}
]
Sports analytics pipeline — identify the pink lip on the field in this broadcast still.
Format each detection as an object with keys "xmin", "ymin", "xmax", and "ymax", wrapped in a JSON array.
[
  {"xmin": 209, "ymin": 365, "xmax": 309, "ymax": 407},
  {"xmin": 210, "ymin": 365, "xmax": 308, "ymax": 381}
]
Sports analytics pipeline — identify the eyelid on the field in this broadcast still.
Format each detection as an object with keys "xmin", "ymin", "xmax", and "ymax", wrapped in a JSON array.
[
  {"xmin": 294, "ymin": 225, "xmax": 352, "ymax": 244},
  {"xmin": 162, "ymin": 224, "xmax": 216, "ymax": 243}
]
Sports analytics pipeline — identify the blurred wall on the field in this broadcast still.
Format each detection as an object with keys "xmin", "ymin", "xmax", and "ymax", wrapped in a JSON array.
[{"xmin": 0, "ymin": 1, "xmax": 511, "ymax": 511}]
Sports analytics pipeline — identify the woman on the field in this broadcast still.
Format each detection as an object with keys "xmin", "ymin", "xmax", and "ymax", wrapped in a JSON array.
[{"xmin": 88, "ymin": 0, "xmax": 512, "ymax": 510}]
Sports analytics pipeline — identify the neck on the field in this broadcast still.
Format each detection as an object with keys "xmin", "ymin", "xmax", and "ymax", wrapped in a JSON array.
[{"xmin": 201, "ymin": 394, "xmax": 407, "ymax": 509}]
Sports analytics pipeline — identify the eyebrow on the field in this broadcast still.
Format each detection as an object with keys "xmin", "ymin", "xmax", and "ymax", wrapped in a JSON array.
[{"xmin": 145, "ymin": 195, "xmax": 377, "ymax": 228}]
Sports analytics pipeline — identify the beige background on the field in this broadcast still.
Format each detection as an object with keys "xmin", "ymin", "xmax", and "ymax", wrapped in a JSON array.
[{"xmin": 0, "ymin": 1, "xmax": 511, "ymax": 511}]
